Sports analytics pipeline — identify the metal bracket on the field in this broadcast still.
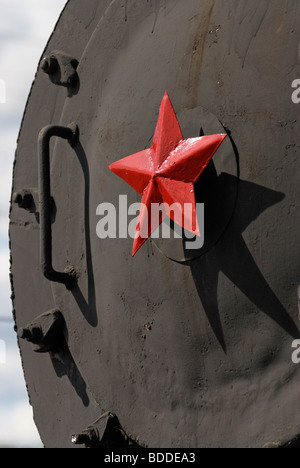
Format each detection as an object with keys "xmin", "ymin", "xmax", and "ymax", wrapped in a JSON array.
[
  {"xmin": 18, "ymin": 309, "xmax": 65, "ymax": 353},
  {"xmin": 40, "ymin": 50, "xmax": 79, "ymax": 88},
  {"xmin": 12, "ymin": 188, "xmax": 56, "ymax": 223},
  {"xmin": 13, "ymin": 189, "xmax": 38, "ymax": 214},
  {"xmin": 72, "ymin": 413, "xmax": 141, "ymax": 448}
]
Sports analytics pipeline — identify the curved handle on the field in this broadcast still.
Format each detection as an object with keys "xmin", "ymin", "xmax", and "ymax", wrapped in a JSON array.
[{"xmin": 38, "ymin": 123, "xmax": 79, "ymax": 290}]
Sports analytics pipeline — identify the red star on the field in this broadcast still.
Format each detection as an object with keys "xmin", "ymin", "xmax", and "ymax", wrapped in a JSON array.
[{"xmin": 109, "ymin": 92, "xmax": 227, "ymax": 256}]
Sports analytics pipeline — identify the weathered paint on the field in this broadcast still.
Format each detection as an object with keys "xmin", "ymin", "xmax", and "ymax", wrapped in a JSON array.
[{"xmin": 10, "ymin": 0, "xmax": 300, "ymax": 448}]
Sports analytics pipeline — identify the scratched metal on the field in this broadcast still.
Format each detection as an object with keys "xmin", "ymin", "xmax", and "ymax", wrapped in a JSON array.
[{"xmin": 10, "ymin": 0, "xmax": 300, "ymax": 448}]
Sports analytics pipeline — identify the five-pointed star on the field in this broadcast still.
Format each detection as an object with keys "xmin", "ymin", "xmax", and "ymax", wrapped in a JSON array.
[{"xmin": 109, "ymin": 92, "xmax": 227, "ymax": 256}]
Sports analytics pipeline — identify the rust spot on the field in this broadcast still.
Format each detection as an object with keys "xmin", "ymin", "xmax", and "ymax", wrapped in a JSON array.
[
  {"xmin": 144, "ymin": 321, "xmax": 153, "ymax": 332},
  {"xmin": 188, "ymin": 0, "xmax": 216, "ymax": 108}
]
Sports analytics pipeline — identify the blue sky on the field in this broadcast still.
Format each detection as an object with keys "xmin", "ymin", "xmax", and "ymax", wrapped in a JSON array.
[{"xmin": 0, "ymin": 0, "xmax": 67, "ymax": 448}]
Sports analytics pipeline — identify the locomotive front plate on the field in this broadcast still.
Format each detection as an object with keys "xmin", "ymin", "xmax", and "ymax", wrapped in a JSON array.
[{"xmin": 10, "ymin": 0, "xmax": 300, "ymax": 448}]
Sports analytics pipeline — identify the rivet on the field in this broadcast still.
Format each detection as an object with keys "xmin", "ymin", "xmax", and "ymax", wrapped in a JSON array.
[
  {"xmin": 71, "ymin": 431, "xmax": 94, "ymax": 446},
  {"xmin": 12, "ymin": 192, "xmax": 22, "ymax": 204},
  {"xmin": 18, "ymin": 326, "xmax": 43, "ymax": 344},
  {"xmin": 40, "ymin": 56, "xmax": 58, "ymax": 75}
]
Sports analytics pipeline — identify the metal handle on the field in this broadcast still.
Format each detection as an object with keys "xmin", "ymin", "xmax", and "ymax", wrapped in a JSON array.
[{"xmin": 38, "ymin": 123, "xmax": 79, "ymax": 290}]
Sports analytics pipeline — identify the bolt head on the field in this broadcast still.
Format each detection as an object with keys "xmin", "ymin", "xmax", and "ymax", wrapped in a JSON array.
[
  {"xmin": 18, "ymin": 327, "xmax": 31, "ymax": 340},
  {"xmin": 18, "ymin": 326, "xmax": 43, "ymax": 344},
  {"xmin": 13, "ymin": 192, "xmax": 23, "ymax": 204},
  {"xmin": 40, "ymin": 56, "xmax": 58, "ymax": 75},
  {"xmin": 71, "ymin": 432, "xmax": 92, "ymax": 445}
]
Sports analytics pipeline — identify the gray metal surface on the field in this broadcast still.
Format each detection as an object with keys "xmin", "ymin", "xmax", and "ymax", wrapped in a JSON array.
[{"xmin": 10, "ymin": 0, "xmax": 300, "ymax": 448}]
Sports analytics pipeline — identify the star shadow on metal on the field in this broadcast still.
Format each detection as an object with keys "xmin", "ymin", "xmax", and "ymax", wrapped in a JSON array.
[{"xmin": 189, "ymin": 173, "xmax": 300, "ymax": 353}]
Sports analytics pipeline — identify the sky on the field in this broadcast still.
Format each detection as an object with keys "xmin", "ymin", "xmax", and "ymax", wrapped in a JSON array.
[{"xmin": 0, "ymin": 0, "xmax": 67, "ymax": 448}]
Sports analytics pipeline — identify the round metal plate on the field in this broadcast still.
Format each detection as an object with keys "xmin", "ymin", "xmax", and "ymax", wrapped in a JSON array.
[{"xmin": 10, "ymin": 0, "xmax": 300, "ymax": 448}]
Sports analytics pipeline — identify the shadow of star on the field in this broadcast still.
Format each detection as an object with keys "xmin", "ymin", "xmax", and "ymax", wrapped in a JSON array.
[{"xmin": 188, "ymin": 174, "xmax": 300, "ymax": 353}]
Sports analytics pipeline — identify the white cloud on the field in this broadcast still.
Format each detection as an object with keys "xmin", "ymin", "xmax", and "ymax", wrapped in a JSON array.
[
  {"xmin": 0, "ymin": 401, "xmax": 42, "ymax": 448},
  {"xmin": 0, "ymin": 346, "xmax": 27, "ymax": 400},
  {"xmin": 0, "ymin": 0, "xmax": 66, "ymax": 41},
  {"xmin": 0, "ymin": 345, "xmax": 42, "ymax": 447},
  {"xmin": 0, "ymin": 248, "xmax": 11, "ymax": 317}
]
